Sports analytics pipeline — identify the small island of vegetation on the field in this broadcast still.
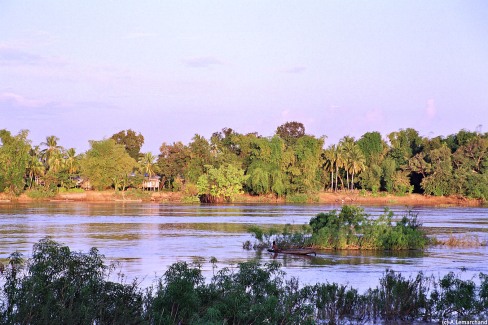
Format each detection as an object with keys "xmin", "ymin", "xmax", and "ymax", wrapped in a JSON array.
[{"xmin": 248, "ymin": 205, "xmax": 429, "ymax": 252}]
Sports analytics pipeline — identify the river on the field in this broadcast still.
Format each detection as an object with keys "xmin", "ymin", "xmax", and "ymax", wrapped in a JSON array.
[{"xmin": 0, "ymin": 202, "xmax": 487, "ymax": 292}]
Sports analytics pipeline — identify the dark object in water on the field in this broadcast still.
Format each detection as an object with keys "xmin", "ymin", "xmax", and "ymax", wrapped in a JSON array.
[{"xmin": 267, "ymin": 248, "xmax": 316, "ymax": 256}]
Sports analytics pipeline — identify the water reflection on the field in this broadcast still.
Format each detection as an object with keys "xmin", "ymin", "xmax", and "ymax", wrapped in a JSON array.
[{"xmin": 0, "ymin": 202, "xmax": 487, "ymax": 292}]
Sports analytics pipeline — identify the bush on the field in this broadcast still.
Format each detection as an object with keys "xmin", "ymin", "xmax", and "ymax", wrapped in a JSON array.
[
  {"xmin": 310, "ymin": 206, "xmax": 428, "ymax": 250},
  {"xmin": 25, "ymin": 187, "xmax": 56, "ymax": 199},
  {"xmin": 248, "ymin": 224, "xmax": 311, "ymax": 250},
  {"xmin": 2, "ymin": 239, "xmax": 488, "ymax": 324},
  {"xmin": 1, "ymin": 238, "xmax": 145, "ymax": 324}
]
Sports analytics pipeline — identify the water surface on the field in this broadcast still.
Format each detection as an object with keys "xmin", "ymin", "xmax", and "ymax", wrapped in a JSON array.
[{"xmin": 0, "ymin": 202, "xmax": 486, "ymax": 291}]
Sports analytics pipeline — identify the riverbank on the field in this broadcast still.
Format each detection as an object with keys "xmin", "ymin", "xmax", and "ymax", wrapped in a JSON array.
[{"xmin": 0, "ymin": 190, "xmax": 484, "ymax": 206}]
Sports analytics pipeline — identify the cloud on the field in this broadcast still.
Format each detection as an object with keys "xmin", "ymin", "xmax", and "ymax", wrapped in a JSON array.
[
  {"xmin": 425, "ymin": 99, "xmax": 436, "ymax": 119},
  {"xmin": 284, "ymin": 66, "xmax": 306, "ymax": 74},
  {"xmin": 0, "ymin": 92, "xmax": 48, "ymax": 108},
  {"xmin": 183, "ymin": 56, "xmax": 223, "ymax": 68},
  {"xmin": 0, "ymin": 45, "xmax": 44, "ymax": 65}
]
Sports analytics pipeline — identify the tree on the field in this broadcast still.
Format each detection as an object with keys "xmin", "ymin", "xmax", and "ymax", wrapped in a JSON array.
[
  {"xmin": 157, "ymin": 142, "xmax": 191, "ymax": 189},
  {"xmin": 387, "ymin": 128, "xmax": 423, "ymax": 168},
  {"xmin": 64, "ymin": 148, "xmax": 79, "ymax": 175},
  {"xmin": 339, "ymin": 137, "xmax": 356, "ymax": 190},
  {"xmin": 346, "ymin": 145, "xmax": 366, "ymax": 190},
  {"xmin": 421, "ymin": 144, "xmax": 453, "ymax": 196},
  {"xmin": 111, "ymin": 129, "xmax": 144, "ymax": 160},
  {"xmin": 357, "ymin": 131, "xmax": 386, "ymax": 165},
  {"xmin": 138, "ymin": 152, "xmax": 158, "ymax": 177},
  {"xmin": 322, "ymin": 146, "xmax": 336, "ymax": 191},
  {"xmin": 80, "ymin": 139, "xmax": 137, "ymax": 190},
  {"xmin": 197, "ymin": 164, "xmax": 246, "ymax": 202},
  {"xmin": 0, "ymin": 129, "xmax": 31, "ymax": 195},
  {"xmin": 275, "ymin": 121, "xmax": 305, "ymax": 145},
  {"xmin": 41, "ymin": 135, "xmax": 63, "ymax": 171},
  {"xmin": 187, "ymin": 134, "xmax": 213, "ymax": 183}
]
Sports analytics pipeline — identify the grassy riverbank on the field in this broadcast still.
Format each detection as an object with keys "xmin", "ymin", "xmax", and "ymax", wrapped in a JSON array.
[{"xmin": 1, "ymin": 190, "xmax": 484, "ymax": 207}]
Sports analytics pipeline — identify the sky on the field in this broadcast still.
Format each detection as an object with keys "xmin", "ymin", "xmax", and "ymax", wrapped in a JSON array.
[{"xmin": 1, "ymin": 1, "xmax": 488, "ymax": 154}]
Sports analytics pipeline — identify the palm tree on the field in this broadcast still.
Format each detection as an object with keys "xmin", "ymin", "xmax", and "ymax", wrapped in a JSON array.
[
  {"xmin": 27, "ymin": 155, "xmax": 45, "ymax": 188},
  {"xmin": 138, "ymin": 152, "xmax": 157, "ymax": 177},
  {"xmin": 347, "ymin": 145, "xmax": 366, "ymax": 190},
  {"xmin": 47, "ymin": 151, "xmax": 65, "ymax": 173},
  {"xmin": 323, "ymin": 146, "xmax": 336, "ymax": 191},
  {"xmin": 41, "ymin": 135, "xmax": 63, "ymax": 169},
  {"xmin": 339, "ymin": 136, "xmax": 356, "ymax": 190},
  {"xmin": 65, "ymin": 148, "xmax": 78, "ymax": 175}
]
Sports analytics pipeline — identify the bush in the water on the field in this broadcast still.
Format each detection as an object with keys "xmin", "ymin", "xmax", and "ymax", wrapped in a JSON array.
[
  {"xmin": 1, "ymin": 238, "xmax": 487, "ymax": 324},
  {"xmin": 309, "ymin": 205, "xmax": 429, "ymax": 250}
]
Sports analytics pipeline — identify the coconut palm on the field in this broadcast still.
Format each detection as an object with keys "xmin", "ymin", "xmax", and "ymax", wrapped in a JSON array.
[
  {"xmin": 64, "ymin": 148, "xmax": 78, "ymax": 175},
  {"xmin": 41, "ymin": 135, "xmax": 63, "ymax": 170},
  {"xmin": 323, "ymin": 146, "xmax": 336, "ymax": 191},
  {"xmin": 347, "ymin": 145, "xmax": 366, "ymax": 190},
  {"xmin": 47, "ymin": 151, "xmax": 65, "ymax": 173},
  {"xmin": 339, "ymin": 136, "xmax": 356, "ymax": 190},
  {"xmin": 27, "ymin": 154, "xmax": 45, "ymax": 188},
  {"xmin": 138, "ymin": 152, "xmax": 157, "ymax": 177}
]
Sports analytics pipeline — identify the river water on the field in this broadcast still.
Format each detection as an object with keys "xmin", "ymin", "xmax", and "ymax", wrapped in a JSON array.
[{"xmin": 0, "ymin": 202, "xmax": 487, "ymax": 292}]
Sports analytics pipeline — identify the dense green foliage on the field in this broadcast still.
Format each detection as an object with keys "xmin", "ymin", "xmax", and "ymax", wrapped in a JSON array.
[
  {"xmin": 309, "ymin": 206, "xmax": 428, "ymax": 250},
  {"xmin": 1, "ymin": 124, "xmax": 487, "ymax": 201},
  {"xmin": 248, "ymin": 206, "xmax": 428, "ymax": 251},
  {"xmin": 0, "ymin": 130, "xmax": 31, "ymax": 195},
  {"xmin": 1, "ymin": 239, "xmax": 487, "ymax": 324},
  {"xmin": 80, "ymin": 139, "xmax": 137, "ymax": 190},
  {"xmin": 196, "ymin": 163, "xmax": 246, "ymax": 202}
]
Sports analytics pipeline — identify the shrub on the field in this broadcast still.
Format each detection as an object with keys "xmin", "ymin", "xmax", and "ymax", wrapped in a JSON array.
[
  {"xmin": 2, "ymin": 239, "xmax": 488, "ymax": 324},
  {"xmin": 310, "ymin": 206, "xmax": 428, "ymax": 250},
  {"xmin": 25, "ymin": 187, "xmax": 56, "ymax": 199},
  {"xmin": 0, "ymin": 237, "xmax": 145, "ymax": 324}
]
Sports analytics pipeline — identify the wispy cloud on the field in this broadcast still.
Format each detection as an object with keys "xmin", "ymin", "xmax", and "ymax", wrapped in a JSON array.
[
  {"xmin": 183, "ymin": 56, "xmax": 223, "ymax": 68},
  {"xmin": 0, "ymin": 92, "xmax": 48, "ymax": 108},
  {"xmin": 0, "ymin": 45, "xmax": 44, "ymax": 65}
]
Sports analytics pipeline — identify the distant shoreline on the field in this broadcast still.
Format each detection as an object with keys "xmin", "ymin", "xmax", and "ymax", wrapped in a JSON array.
[{"xmin": 1, "ymin": 191, "xmax": 484, "ymax": 207}]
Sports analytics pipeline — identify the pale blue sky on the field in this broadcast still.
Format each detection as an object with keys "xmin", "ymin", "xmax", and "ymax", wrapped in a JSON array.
[{"xmin": 1, "ymin": 1, "xmax": 487, "ymax": 154}]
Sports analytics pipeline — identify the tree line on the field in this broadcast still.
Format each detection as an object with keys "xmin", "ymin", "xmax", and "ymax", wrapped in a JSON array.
[{"xmin": 0, "ymin": 122, "xmax": 487, "ymax": 201}]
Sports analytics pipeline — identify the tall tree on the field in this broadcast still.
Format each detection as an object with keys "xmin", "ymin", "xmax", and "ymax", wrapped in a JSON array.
[
  {"xmin": 187, "ymin": 134, "xmax": 213, "ymax": 183},
  {"xmin": 111, "ymin": 129, "xmax": 144, "ymax": 160},
  {"xmin": 197, "ymin": 164, "xmax": 246, "ymax": 202},
  {"xmin": 80, "ymin": 139, "xmax": 137, "ymax": 190},
  {"xmin": 347, "ymin": 145, "xmax": 366, "ymax": 190},
  {"xmin": 0, "ymin": 129, "xmax": 31, "ymax": 195},
  {"xmin": 138, "ymin": 152, "xmax": 158, "ymax": 177},
  {"xmin": 157, "ymin": 142, "xmax": 191, "ymax": 189},
  {"xmin": 41, "ymin": 135, "xmax": 63, "ymax": 170},
  {"xmin": 421, "ymin": 144, "xmax": 453, "ymax": 196},
  {"xmin": 275, "ymin": 121, "xmax": 305, "ymax": 146}
]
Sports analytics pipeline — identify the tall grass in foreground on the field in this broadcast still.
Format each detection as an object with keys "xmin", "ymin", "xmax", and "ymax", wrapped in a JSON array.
[{"xmin": 1, "ymin": 238, "xmax": 487, "ymax": 324}]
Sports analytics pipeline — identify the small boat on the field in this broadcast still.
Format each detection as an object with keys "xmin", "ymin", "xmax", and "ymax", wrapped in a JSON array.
[{"xmin": 267, "ymin": 248, "xmax": 316, "ymax": 256}]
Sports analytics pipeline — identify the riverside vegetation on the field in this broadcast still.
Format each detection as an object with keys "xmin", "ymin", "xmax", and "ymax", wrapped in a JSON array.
[
  {"xmin": 0, "ymin": 238, "xmax": 487, "ymax": 324},
  {"xmin": 1, "ymin": 122, "xmax": 487, "ymax": 203},
  {"xmin": 247, "ymin": 205, "xmax": 430, "ymax": 251}
]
